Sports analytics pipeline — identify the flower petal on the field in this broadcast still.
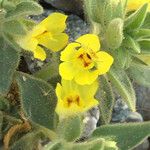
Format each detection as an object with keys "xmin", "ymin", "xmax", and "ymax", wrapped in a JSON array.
[
  {"xmin": 55, "ymin": 100, "xmax": 83, "ymax": 118},
  {"xmin": 76, "ymin": 34, "xmax": 100, "ymax": 52},
  {"xmin": 127, "ymin": 0, "xmax": 150, "ymax": 11},
  {"xmin": 77, "ymin": 80, "xmax": 99, "ymax": 99},
  {"xmin": 40, "ymin": 13, "xmax": 68, "ymax": 33},
  {"xmin": 31, "ymin": 25, "xmax": 46, "ymax": 37},
  {"xmin": 59, "ymin": 62, "xmax": 77, "ymax": 80},
  {"xmin": 33, "ymin": 46, "xmax": 46, "ymax": 61},
  {"xmin": 60, "ymin": 43, "xmax": 80, "ymax": 61},
  {"xmin": 38, "ymin": 32, "xmax": 69, "ymax": 52},
  {"xmin": 96, "ymin": 51, "xmax": 114, "ymax": 75},
  {"xmin": 56, "ymin": 83, "xmax": 63, "ymax": 100},
  {"xmin": 75, "ymin": 70, "xmax": 99, "ymax": 85}
]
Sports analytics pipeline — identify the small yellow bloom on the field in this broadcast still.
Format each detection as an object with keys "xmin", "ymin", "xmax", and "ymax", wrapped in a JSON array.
[
  {"xmin": 55, "ymin": 80, "xmax": 99, "ymax": 118},
  {"xmin": 59, "ymin": 34, "xmax": 114, "ymax": 85},
  {"xmin": 16, "ymin": 13, "xmax": 69, "ymax": 61},
  {"xmin": 127, "ymin": 0, "xmax": 150, "ymax": 11}
]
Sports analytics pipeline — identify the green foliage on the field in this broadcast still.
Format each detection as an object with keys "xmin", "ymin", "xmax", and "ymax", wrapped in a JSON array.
[
  {"xmin": 71, "ymin": 138, "xmax": 108, "ymax": 150},
  {"xmin": 0, "ymin": 37, "xmax": 20, "ymax": 95},
  {"xmin": 5, "ymin": 1, "xmax": 43, "ymax": 20},
  {"xmin": 97, "ymin": 75, "xmax": 114, "ymax": 124},
  {"xmin": 3, "ymin": 20, "xmax": 27, "ymax": 35},
  {"xmin": 123, "ymin": 36, "xmax": 141, "ymax": 54},
  {"xmin": 108, "ymin": 66, "xmax": 136, "ymax": 111},
  {"xmin": 10, "ymin": 131, "xmax": 44, "ymax": 150},
  {"xmin": 0, "ymin": 111, "xmax": 3, "ymax": 140},
  {"xmin": 84, "ymin": 0, "xmax": 125, "ymax": 28},
  {"xmin": 34, "ymin": 53, "xmax": 60, "ymax": 84},
  {"xmin": 92, "ymin": 121, "xmax": 150, "ymax": 150},
  {"xmin": 57, "ymin": 116, "xmax": 82, "ymax": 142},
  {"xmin": 0, "ymin": 97, "xmax": 10, "ymax": 112},
  {"xmin": 43, "ymin": 141, "xmax": 62, "ymax": 150},
  {"xmin": 125, "ymin": 4, "xmax": 148, "ymax": 30},
  {"xmin": 138, "ymin": 38, "xmax": 150, "ymax": 54},
  {"xmin": 133, "ymin": 28, "xmax": 150, "ymax": 38},
  {"xmin": 43, "ymin": 138, "xmax": 118, "ymax": 150},
  {"xmin": 2, "ymin": 0, "xmax": 16, "ymax": 11},
  {"xmin": 113, "ymin": 48, "xmax": 131, "ymax": 69},
  {"xmin": 16, "ymin": 72, "xmax": 57, "ymax": 129},
  {"xmin": 128, "ymin": 62, "xmax": 150, "ymax": 87},
  {"xmin": 105, "ymin": 18, "xmax": 124, "ymax": 49}
]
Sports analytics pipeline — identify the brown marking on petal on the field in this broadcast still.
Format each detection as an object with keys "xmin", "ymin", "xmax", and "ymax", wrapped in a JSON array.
[
  {"xmin": 86, "ymin": 53, "xmax": 92, "ymax": 59},
  {"xmin": 84, "ymin": 62, "xmax": 91, "ymax": 67},
  {"xmin": 76, "ymin": 96, "xmax": 80, "ymax": 106},
  {"xmin": 67, "ymin": 98, "xmax": 73, "ymax": 107}
]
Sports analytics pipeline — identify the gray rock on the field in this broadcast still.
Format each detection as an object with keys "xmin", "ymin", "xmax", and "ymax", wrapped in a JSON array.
[
  {"xmin": 126, "ymin": 112, "xmax": 143, "ymax": 123},
  {"xmin": 112, "ymin": 98, "xmax": 131, "ymax": 123},
  {"xmin": 82, "ymin": 107, "xmax": 100, "ymax": 138},
  {"xmin": 134, "ymin": 83, "xmax": 150, "ymax": 121},
  {"xmin": 42, "ymin": 0, "xmax": 83, "ymax": 15}
]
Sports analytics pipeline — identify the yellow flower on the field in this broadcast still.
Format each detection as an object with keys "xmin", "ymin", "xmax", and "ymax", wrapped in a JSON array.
[
  {"xmin": 59, "ymin": 34, "xmax": 114, "ymax": 85},
  {"xmin": 127, "ymin": 0, "xmax": 150, "ymax": 11},
  {"xmin": 16, "ymin": 13, "xmax": 69, "ymax": 61},
  {"xmin": 55, "ymin": 80, "xmax": 99, "ymax": 118}
]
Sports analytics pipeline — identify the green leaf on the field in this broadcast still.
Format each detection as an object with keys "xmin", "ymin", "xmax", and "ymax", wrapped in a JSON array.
[
  {"xmin": 123, "ymin": 36, "xmax": 141, "ymax": 54},
  {"xmin": 135, "ymin": 54, "xmax": 150, "ymax": 65},
  {"xmin": 0, "ymin": 9, "xmax": 6, "ymax": 23},
  {"xmin": 107, "ymin": 66, "xmax": 136, "ymax": 111},
  {"xmin": 142, "ymin": 12, "xmax": 150, "ymax": 29},
  {"xmin": 105, "ymin": 18, "xmax": 124, "ymax": 49},
  {"xmin": 83, "ymin": 0, "xmax": 104, "ymax": 24},
  {"xmin": 113, "ymin": 0, "xmax": 125, "ymax": 19},
  {"xmin": 128, "ymin": 62, "xmax": 150, "ymax": 87},
  {"xmin": 3, "ymin": 20, "xmax": 27, "ymax": 35},
  {"xmin": 3, "ymin": 33, "xmax": 22, "ymax": 52},
  {"xmin": 5, "ymin": 1, "xmax": 43, "ymax": 20},
  {"xmin": 57, "ymin": 116, "xmax": 82, "ymax": 142},
  {"xmin": 16, "ymin": 72, "xmax": 57, "ymax": 129},
  {"xmin": 71, "ymin": 138, "xmax": 105, "ymax": 150},
  {"xmin": 0, "ymin": 37, "xmax": 20, "ymax": 95},
  {"xmin": 114, "ymin": 48, "xmax": 131, "ymax": 69},
  {"xmin": 43, "ymin": 141, "xmax": 62, "ymax": 150},
  {"xmin": 138, "ymin": 38, "xmax": 150, "ymax": 54},
  {"xmin": 2, "ymin": 0, "xmax": 16, "ymax": 11},
  {"xmin": 0, "ymin": 111, "xmax": 3, "ymax": 140},
  {"xmin": 34, "ymin": 53, "xmax": 59, "ymax": 82},
  {"xmin": 133, "ymin": 29, "xmax": 150, "ymax": 38},
  {"xmin": 97, "ymin": 75, "xmax": 115, "ymax": 124},
  {"xmin": 10, "ymin": 131, "xmax": 44, "ymax": 150},
  {"xmin": 125, "ymin": 4, "xmax": 148, "ymax": 30},
  {"xmin": 92, "ymin": 121, "xmax": 150, "ymax": 150},
  {"xmin": 71, "ymin": 138, "xmax": 118, "ymax": 150},
  {"xmin": 21, "ymin": 19, "xmax": 36, "ymax": 31},
  {"xmin": 0, "ymin": 97, "xmax": 10, "ymax": 111}
]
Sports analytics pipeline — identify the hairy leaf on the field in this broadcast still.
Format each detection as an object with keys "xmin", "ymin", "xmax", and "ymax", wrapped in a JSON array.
[
  {"xmin": 107, "ymin": 66, "xmax": 136, "ymax": 111},
  {"xmin": 97, "ymin": 75, "xmax": 115, "ymax": 124},
  {"xmin": 16, "ymin": 72, "xmax": 57, "ymax": 129},
  {"xmin": 92, "ymin": 122, "xmax": 150, "ymax": 150},
  {"xmin": 0, "ymin": 37, "xmax": 20, "ymax": 95}
]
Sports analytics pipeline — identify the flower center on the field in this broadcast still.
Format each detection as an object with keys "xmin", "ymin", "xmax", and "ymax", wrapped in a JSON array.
[
  {"xmin": 64, "ymin": 95, "xmax": 81, "ymax": 108},
  {"xmin": 78, "ymin": 53, "xmax": 92, "ymax": 68}
]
